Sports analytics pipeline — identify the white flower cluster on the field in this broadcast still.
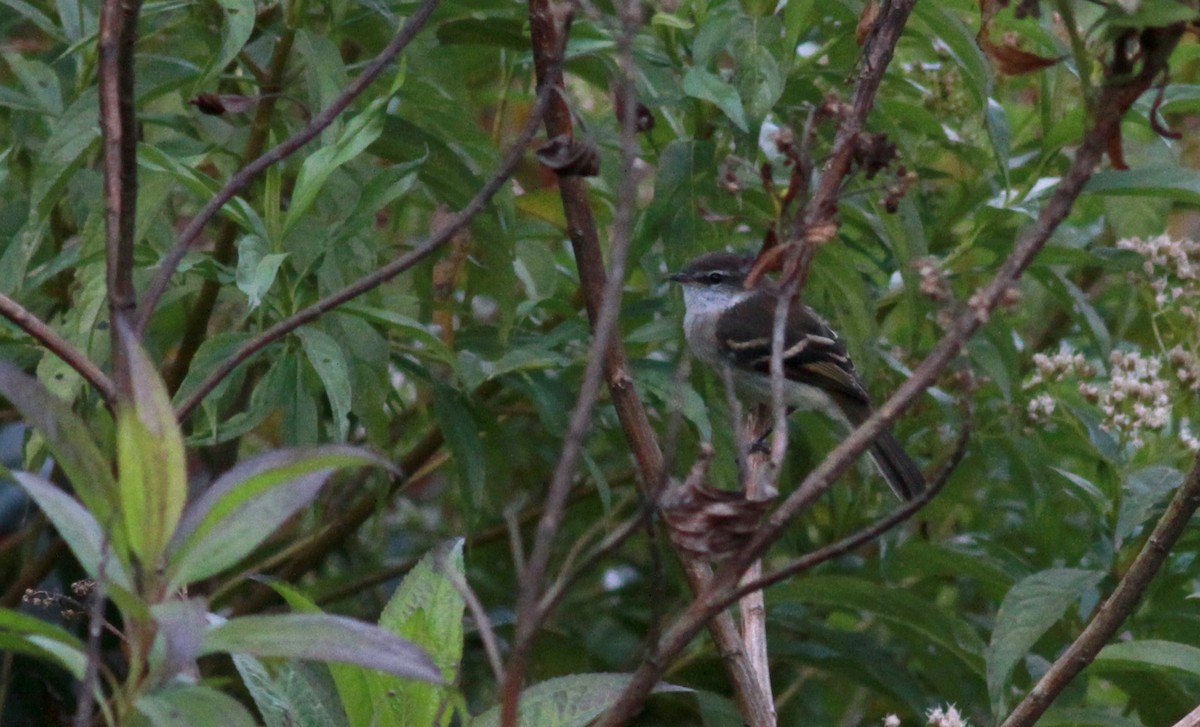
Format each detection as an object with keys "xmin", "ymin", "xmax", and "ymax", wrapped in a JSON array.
[
  {"xmin": 914, "ymin": 256, "xmax": 951, "ymax": 302},
  {"xmin": 1025, "ymin": 345, "xmax": 1200, "ymax": 450},
  {"xmin": 1027, "ymin": 350, "xmax": 1096, "ymax": 386},
  {"xmin": 1181, "ymin": 421, "xmax": 1200, "ymax": 452},
  {"xmin": 1100, "ymin": 350, "xmax": 1172, "ymax": 447},
  {"xmin": 926, "ymin": 704, "xmax": 970, "ymax": 727},
  {"xmin": 1168, "ymin": 346, "xmax": 1200, "ymax": 392},
  {"xmin": 1027, "ymin": 392, "xmax": 1056, "ymax": 422},
  {"xmin": 1117, "ymin": 234, "xmax": 1200, "ymax": 312}
]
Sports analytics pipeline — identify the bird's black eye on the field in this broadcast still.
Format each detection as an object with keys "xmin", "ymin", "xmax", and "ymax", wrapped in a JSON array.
[{"xmin": 706, "ymin": 271, "xmax": 725, "ymax": 284}]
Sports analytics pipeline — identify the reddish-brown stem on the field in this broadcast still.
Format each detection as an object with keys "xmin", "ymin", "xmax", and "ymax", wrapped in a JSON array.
[
  {"xmin": 0, "ymin": 293, "xmax": 116, "ymax": 404},
  {"xmin": 98, "ymin": 0, "xmax": 142, "ymax": 398},
  {"xmin": 520, "ymin": 0, "xmax": 772, "ymax": 724}
]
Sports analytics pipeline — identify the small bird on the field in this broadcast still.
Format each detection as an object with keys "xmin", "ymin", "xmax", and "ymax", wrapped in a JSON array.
[{"xmin": 669, "ymin": 250, "xmax": 925, "ymax": 500}]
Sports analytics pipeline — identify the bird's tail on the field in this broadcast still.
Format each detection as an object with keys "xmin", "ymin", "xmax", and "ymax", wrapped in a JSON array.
[{"xmin": 868, "ymin": 429, "xmax": 925, "ymax": 501}]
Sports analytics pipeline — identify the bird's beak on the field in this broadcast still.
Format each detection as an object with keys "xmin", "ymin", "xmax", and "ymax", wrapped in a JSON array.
[{"xmin": 667, "ymin": 271, "xmax": 687, "ymax": 283}]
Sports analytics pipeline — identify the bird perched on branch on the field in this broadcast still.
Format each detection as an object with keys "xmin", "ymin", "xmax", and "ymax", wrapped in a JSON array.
[{"xmin": 669, "ymin": 250, "xmax": 924, "ymax": 500}]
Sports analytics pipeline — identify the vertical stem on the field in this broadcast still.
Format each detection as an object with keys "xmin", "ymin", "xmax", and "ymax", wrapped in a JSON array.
[{"xmin": 98, "ymin": 0, "xmax": 143, "ymax": 398}]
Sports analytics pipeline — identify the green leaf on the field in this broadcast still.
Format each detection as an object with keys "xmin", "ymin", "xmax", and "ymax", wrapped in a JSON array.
[
  {"xmin": 11, "ymin": 472, "xmax": 132, "ymax": 591},
  {"xmin": 1094, "ymin": 640, "xmax": 1200, "ymax": 679},
  {"xmin": 1, "ymin": 52, "xmax": 62, "ymax": 115},
  {"xmin": 235, "ymin": 235, "xmax": 288, "ymax": 310},
  {"xmin": 0, "ymin": 362, "xmax": 118, "ymax": 526},
  {"xmin": 137, "ymin": 144, "xmax": 265, "ymax": 236},
  {"xmin": 375, "ymin": 541, "xmax": 465, "ymax": 726},
  {"xmin": 284, "ymin": 100, "xmax": 387, "ymax": 235},
  {"xmin": 259, "ymin": 581, "xmax": 379, "ymax": 727},
  {"xmin": 29, "ymin": 89, "xmax": 99, "ymax": 222},
  {"xmin": 986, "ymin": 568, "xmax": 1105, "ymax": 716},
  {"xmin": 169, "ymin": 446, "xmax": 389, "ymax": 587},
  {"xmin": 1104, "ymin": 0, "xmax": 1199, "ymax": 29},
  {"xmin": 431, "ymin": 383, "xmax": 486, "ymax": 513},
  {"xmin": 115, "ymin": 323, "xmax": 188, "ymax": 566},
  {"xmin": 233, "ymin": 654, "xmax": 350, "ymax": 727},
  {"xmin": 201, "ymin": 614, "xmax": 443, "ymax": 684},
  {"xmin": 473, "ymin": 674, "xmax": 690, "ymax": 727},
  {"xmin": 0, "ymin": 608, "xmax": 87, "ymax": 678},
  {"xmin": 191, "ymin": 0, "xmax": 254, "ymax": 93},
  {"xmin": 170, "ymin": 332, "xmax": 256, "ymax": 412},
  {"xmin": 1085, "ymin": 168, "xmax": 1200, "ymax": 205},
  {"xmin": 769, "ymin": 575, "xmax": 987, "ymax": 677},
  {"xmin": 1115, "ymin": 467, "xmax": 1183, "ymax": 547},
  {"xmin": 296, "ymin": 326, "xmax": 353, "ymax": 441},
  {"xmin": 136, "ymin": 684, "xmax": 258, "ymax": 727},
  {"xmin": 682, "ymin": 68, "xmax": 748, "ymax": 132}
]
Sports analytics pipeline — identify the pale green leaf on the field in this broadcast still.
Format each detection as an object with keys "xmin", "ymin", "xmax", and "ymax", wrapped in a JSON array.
[
  {"xmin": 472, "ymin": 674, "xmax": 690, "ymax": 727},
  {"xmin": 201, "ymin": 614, "xmax": 442, "ymax": 684},
  {"xmin": 986, "ymin": 569, "xmax": 1104, "ymax": 715},
  {"xmin": 296, "ymin": 326, "xmax": 353, "ymax": 441}
]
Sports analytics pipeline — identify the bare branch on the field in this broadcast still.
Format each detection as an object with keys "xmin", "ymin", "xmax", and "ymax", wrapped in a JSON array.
[
  {"xmin": 500, "ymin": 4, "xmax": 643, "ymax": 723},
  {"xmin": 0, "ymin": 293, "xmax": 116, "ymax": 404},
  {"xmin": 1001, "ymin": 451, "xmax": 1200, "ymax": 727},
  {"xmin": 175, "ymin": 84, "xmax": 554, "ymax": 421},
  {"xmin": 98, "ymin": 0, "xmax": 141, "ymax": 398},
  {"xmin": 135, "ymin": 0, "xmax": 442, "ymax": 333},
  {"xmin": 522, "ymin": 0, "xmax": 771, "ymax": 721}
]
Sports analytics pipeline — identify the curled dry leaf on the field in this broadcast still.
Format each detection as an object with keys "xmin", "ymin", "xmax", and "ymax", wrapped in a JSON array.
[
  {"xmin": 660, "ymin": 478, "xmax": 776, "ymax": 561},
  {"xmin": 852, "ymin": 132, "xmax": 898, "ymax": 179},
  {"xmin": 856, "ymin": 0, "xmax": 881, "ymax": 45},
  {"xmin": 977, "ymin": 34, "xmax": 1061, "ymax": 75},
  {"xmin": 614, "ymin": 92, "xmax": 655, "ymax": 133},
  {"xmin": 189, "ymin": 93, "xmax": 262, "ymax": 116},
  {"xmin": 535, "ymin": 134, "xmax": 600, "ymax": 176}
]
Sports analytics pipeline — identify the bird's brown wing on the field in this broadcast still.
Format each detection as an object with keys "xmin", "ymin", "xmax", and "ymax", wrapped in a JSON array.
[{"xmin": 714, "ymin": 290, "xmax": 871, "ymax": 407}]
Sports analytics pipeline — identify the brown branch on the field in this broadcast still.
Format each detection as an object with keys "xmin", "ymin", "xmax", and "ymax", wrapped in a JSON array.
[
  {"xmin": 134, "ymin": 0, "xmax": 441, "ymax": 334},
  {"xmin": 175, "ymin": 84, "xmax": 553, "ymax": 422},
  {"xmin": 1000, "ymin": 452, "xmax": 1200, "ymax": 727},
  {"xmin": 523, "ymin": 0, "xmax": 772, "ymax": 723},
  {"xmin": 502, "ymin": 7, "xmax": 639, "ymax": 715},
  {"xmin": 0, "ymin": 293, "xmax": 116, "ymax": 404},
  {"xmin": 98, "ymin": 0, "xmax": 142, "ymax": 399},
  {"xmin": 595, "ymin": 22, "xmax": 1185, "ymax": 726}
]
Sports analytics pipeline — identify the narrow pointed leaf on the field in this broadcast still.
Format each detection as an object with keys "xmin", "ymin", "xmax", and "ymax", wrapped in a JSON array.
[
  {"xmin": 169, "ymin": 446, "xmax": 390, "ymax": 588},
  {"xmin": 202, "ymin": 614, "xmax": 442, "ymax": 684},
  {"xmin": 0, "ymin": 362, "xmax": 117, "ymax": 523},
  {"xmin": 116, "ymin": 322, "xmax": 188, "ymax": 565},
  {"xmin": 375, "ymin": 540, "xmax": 465, "ymax": 725},
  {"xmin": 986, "ymin": 568, "xmax": 1104, "ymax": 715},
  {"xmin": 472, "ymin": 674, "xmax": 691, "ymax": 727},
  {"xmin": 12, "ymin": 472, "xmax": 131, "ymax": 590}
]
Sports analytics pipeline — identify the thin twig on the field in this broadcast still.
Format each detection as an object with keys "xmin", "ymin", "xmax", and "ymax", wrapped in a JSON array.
[
  {"xmin": 73, "ymin": 536, "xmax": 110, "ymax": 727},
  {"xmin": 1000, "ymin": 452, "xmax": 1200, "ymax": 727},
  {"xmin": 595, "ymin": 23, "xmax": 1183, "ymax": 725},
  {"xmin": 0, "ymin": 293, "xmax": 116, "ymax": 404},
  {"xmin": 98, "ymin": 0, "xmax": 141, "ymax": 398},
  {"xmin": 499, "ymin": 6, "xmax": 640, "ymax": 723},
  {"xmin": 175, "ymin": 84, "xmax": 553, "ymax": 421},
  {"xmin": 441, "ymin": 551, "xmax": 506, "ymax": 684},
  {"xmin": 134, "ymin": 0, "xmax": 441, "ymax": 333},
  {"xmin": 734, "ymin": 424, "xmax": 967, "ymax": 599}
]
